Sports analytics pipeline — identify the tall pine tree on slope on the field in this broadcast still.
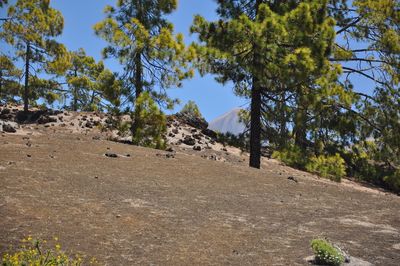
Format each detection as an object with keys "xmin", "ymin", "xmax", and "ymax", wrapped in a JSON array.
[
  {"xmin": 1, "ymin": 0, "xmax": 70, "ymax": 112},
  {"xmin": 0, "ymin": 55, "xmax": 22, "ymax": 102},
  {"xmin": 330, "ymin": 0, "xmax": 400, "ymax": 165},
  {"xmin": 328, "ymin": 0, "xmax": 400, "ymax": 189},
  {"xmin": 94, "ymin": 0, "xmax": 195, "ymax": 142},
  {"xmin": 191, "ymin": 0, "xmax": 339, "ymax": 168}
]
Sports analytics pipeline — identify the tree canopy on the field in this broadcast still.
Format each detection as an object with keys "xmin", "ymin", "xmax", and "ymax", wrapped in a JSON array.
[{"xmin": 1, "ymin": 0, "xmax": 69, "ymax": 111}]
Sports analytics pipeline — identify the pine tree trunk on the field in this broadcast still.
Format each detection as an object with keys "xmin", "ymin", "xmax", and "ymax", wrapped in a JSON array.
[
  {"xmin": 249, "ymin": 80, "xmax": 262, "ymax": 169},
  {"xmin": 131, "ymin": 0, "xmax": 144, "ymax": 140},
  {"xmin": 89, "ymin": 91, "xmax": 96, "ymax": 109},
  {"xmin": 73, "ymin": 70, "xmax": 78, "ymax": 111},
  {"xmin": 278, "ymin": 89, "xmax": 287, "ymax": 149},
  {"xmin": 24, "ymin": 41, "xmax": 30, "ymax": 112},
  {"xmin": 294, "ymin": 95, "xmax": 308, "ymax": 149},
  {"xmin": 131, "ymin": 51, "xmax": 143, "ymax": 139},
  {"xmin": 0, "ymin": 70, "xmax": 3, "ymax": 102},
  {"xmin": 249, "ymin": 0, "xmax": 263, "ymax": 169}
]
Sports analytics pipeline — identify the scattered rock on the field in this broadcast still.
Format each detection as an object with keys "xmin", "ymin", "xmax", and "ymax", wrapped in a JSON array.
[
  {"xmin": 1, "ymin": 108, "xmax": 11, "ymax": 115},
  {"xmin": 183, "ymin": 136, "xmax": 196, "ymax": 146},
  {"xmin": 166, "ymin": 147, "xmax": 175, "ymax": 153},
  {"xmin": 287, "ymin": 176, "xmax": 298, "ymax": 183},
  {"xmin": 172, "ymin": 128, "xmax": 179, "ymax": 134},
  {"xmin": 105, "ymin": 153, "xmax": 118, "ymax": 158},
  {"xmin": 85, "ymin": 121, "xmax": 93, "ymax": 128},
  {"xmin": 201, "ymin": 128, "xmax": 217, "ymax": 139},
  {"xmin": 193, "ymin": 133, "xmax": 202, "ymax": 140},
  {"xmin": 37, "ymin": 115, "xmax": 57, "ymax": 124},
  {"xmin": 156, "ymin": 153, "xmax": 175, "ymax": 159},
  {"xmin": 3, "ymin": 124, "xmax": 16, "ymax": 133},
  {"xmin": 193, "ymin": 145, "xmax": 202, "ymax": 151},
  {"xmin": 166, "ymin": 153, "xmax": 175, "ymax": 159},
  {"xmin": 175, "ymin": 113, "xmax": 208, "ymax": 130}
]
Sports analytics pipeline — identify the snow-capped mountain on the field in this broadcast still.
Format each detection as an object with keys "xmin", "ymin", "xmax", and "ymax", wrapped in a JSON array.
[{"xmin": 208, "ymin": 108, "xmax": 246, "ymax": 135}]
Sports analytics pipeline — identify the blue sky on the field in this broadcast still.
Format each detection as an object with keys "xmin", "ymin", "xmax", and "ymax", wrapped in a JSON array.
[{"xmin": 48, "ymin": 0, "xmax": 247, "ymax": 122}]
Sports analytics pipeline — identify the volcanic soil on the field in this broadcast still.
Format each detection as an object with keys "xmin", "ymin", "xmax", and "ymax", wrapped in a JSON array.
[{"xmin": 1, "ymin": 109, "xmax": 400, "ymax": 265}]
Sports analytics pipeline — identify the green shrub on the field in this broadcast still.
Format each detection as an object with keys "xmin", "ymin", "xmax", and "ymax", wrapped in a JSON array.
[
  {"xmin": 343, "ymin": 142, "xmax": 400, "ymax": 193},
  {"xmin": 311, "ymin": 239, "xmax": 344, "ymax": 266},
  {"xmin": 1, "ymin": 236, "xmax": 98, "ymax": 265},
  {"xmin": 383, "ymin": 170, "xmax": 400, "ymax": 193},
  {"xmin": 271, "ymin": 145, "xmax": 309, "ymax": 169},
  {"xmin": 180, "ymin": 100, "xmax": 203, "ymax": 118},
  {"xmin": 132, "ymin": 92, "xmax": 167, "ymax": 150},
  {"xmin": 305, "ymin": 154, "xmax": 346, "ymax": 182}
]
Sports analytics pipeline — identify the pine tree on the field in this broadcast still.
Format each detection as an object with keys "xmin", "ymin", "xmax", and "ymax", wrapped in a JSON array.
[
  {"xmin": 180, "ymin": 100, "xmax": 203, "ymax": 118},
  {"xmin": 326, "ymin": 0, "xmax": 399, "ymax": 188},
  {"xmin": 65, "ymin": 48, "xmax": 121, "ymax": 111},
  {"xmin": 132, "ymin": 91, "xmax": 167, "ymax": 150},
  {"xmin": 94, "ymin": 0, "xmax": 195, "ymax": 138},
  {"xmin": 191, "ymin": 0, "xmax": 338, "ymax": 168},
  {"xmin": 0, "ymin": 55, "xmax": 22, "ymax": 103},
  {"xmin": 1, "ymin": 0, "xmax": 70, "ymax": 112}
]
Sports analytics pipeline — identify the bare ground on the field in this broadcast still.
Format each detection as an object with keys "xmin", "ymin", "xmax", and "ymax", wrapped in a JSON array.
[{"xmin": 1, "ymin": 120, "xmax": 400, "ymax": 265}]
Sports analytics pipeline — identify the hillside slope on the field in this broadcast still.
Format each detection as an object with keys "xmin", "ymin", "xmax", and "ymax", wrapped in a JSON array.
[{"xmin": 0, "ymin": 107, "xmax": 400, "ymax": 265}]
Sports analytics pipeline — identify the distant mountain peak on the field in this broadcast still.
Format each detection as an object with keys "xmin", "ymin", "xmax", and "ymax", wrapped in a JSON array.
[{"xmin": 208, "ymin": 108, "xmax": 246, "ymax": 135}]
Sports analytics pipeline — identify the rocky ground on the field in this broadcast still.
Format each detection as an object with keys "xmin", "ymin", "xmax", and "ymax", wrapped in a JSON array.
[{"xmin": 1, "ymin": 104, "xmax": 400, "ymax": 265}]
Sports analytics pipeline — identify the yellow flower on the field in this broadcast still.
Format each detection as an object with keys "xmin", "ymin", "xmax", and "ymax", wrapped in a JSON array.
[{"xmin": 55, "ymin": 244, "xmax": 61, "ymax": 250}]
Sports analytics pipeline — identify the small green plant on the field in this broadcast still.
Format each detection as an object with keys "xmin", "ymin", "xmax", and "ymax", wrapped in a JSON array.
[
  {"xmin": 1, "ymin": 236, "xmax": 98, "ymax": 265},
  {"xmin": 305, "ymin": 153, "xmax": 346, "ymax": 182},
  {"xmin": 311, "ymin": 239, "xmax": 345, "ymax": 266}
]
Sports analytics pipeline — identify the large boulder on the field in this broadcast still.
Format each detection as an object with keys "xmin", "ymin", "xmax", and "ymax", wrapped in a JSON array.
[
  {"xmin": 0, "ymin": 120, "xmax": 18, "ymax": 133},
  {"xmin": 0, "ymin": 108, "xmax": 13, "ymax": 120},
  {"xmin": 183, "ymin": 135, "xmax": 196, "ymax": 146},
  {"xmin": 201, "ymin": 128, "xmax": 218, "ymax": 139},
  {"xmin": 37, "ymin": 115, "xmax": 57, "ymax": 124},
  {"xmin": 3, "ymin": 124, "xmax": 16, "ymax": 133}
]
